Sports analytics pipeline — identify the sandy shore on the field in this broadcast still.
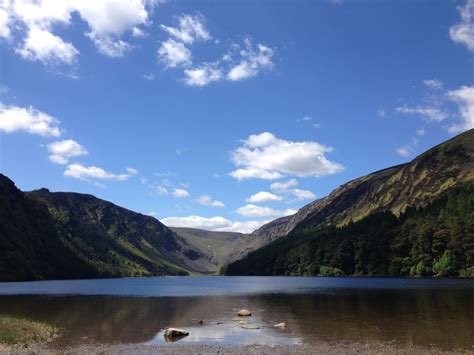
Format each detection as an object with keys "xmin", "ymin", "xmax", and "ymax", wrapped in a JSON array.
[{"xmin": 2, "ymin": 342, "xmax": 470, "ymax": 354}]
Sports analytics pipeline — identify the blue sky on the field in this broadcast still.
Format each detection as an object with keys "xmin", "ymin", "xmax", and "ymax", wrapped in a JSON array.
[{"xmin": 1, "ymin": 0, "xmax": 473, "ymax": 233}]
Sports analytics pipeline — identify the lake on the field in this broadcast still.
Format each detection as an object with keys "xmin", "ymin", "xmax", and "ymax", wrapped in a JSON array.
[{"xmin": 0, "ymin": 276, "xmax": 473, "ymax": 351}]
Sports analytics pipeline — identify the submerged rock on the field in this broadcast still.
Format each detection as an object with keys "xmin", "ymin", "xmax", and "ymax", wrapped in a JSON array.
[
  {"xmin": 240, "ymin": 324, "xmax": 260, "ymax": 330},
  {"xmin": 238, "ymin": 309, "xmax": 252, "ymax": 316},
  {"xmin": 274, "ymin": 322, "xmax": 286, "ymax": 328},
  {"xmin": 164, "ymin": 327, "xmax": 189, "ymax": 341}
]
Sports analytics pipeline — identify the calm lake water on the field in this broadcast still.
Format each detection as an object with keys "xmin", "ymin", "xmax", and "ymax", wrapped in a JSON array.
[{"xmin": 0, "ymin": 276, "xmax": 473, "ymax": 350}]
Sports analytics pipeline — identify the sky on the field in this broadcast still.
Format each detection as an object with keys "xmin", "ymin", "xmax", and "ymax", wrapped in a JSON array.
[{"xmin": 0, "ymin": 0, "xmax": 473, "ymax": 233}]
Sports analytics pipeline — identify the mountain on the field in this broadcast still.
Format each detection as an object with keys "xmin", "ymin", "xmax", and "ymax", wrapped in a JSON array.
[
  {"xmin": 225, "ymin": 129, "xmax": 474, "ymax": 277},
  {"xmin": 0, "ymin": 175, "xmax": 218, "ymax": 281},
  {"xmin": 250, "ymin": 129, "xmax": 474, "ymax": 243},
  {"xmin": 169, "ymin": 227, "xmax": 245, "ymax": 273}
]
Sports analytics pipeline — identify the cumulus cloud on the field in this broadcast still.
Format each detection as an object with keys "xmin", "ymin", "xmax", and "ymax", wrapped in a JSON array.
[
  {"xmin": 17, "ymin": 26, "xmax": 78, "ymax": 64},
  {"xmin": 235, "ymin": 204, "xmax": 296, "ymax": 218},
  {"xmin": 270, "ymin": 179, "xmax": 298, "ymax": 191},
  {"xmin": 157, "ymin": 15, "xmax": 275, "ymax": 87},
  {"xmin": 449, "ymin": 0, "xmax": 474, "ymax": 52},
  {"xmin": 227, "ymin": 38, "xmax": 274, "ymax": 81},
  {"xmin": 196, "ymin": 195, "xmax": 224, "ymax": 207},
  {"xmin": 229, "ymin": 132, "xmax": 343, "ymax": 181},
  {"xmin": 184, "ymin": 63, "xmax": 222, "ymax": 86},
  {"xmin": 270, "ymin": 178, "xmax": 315, "ymax": 201},
  {"xmin": 245, "ymin": 191, "xmax": 282, "ymax": 203},
  {"xmin": 0, "ymin": 103, "xmax": 61, "ymax": 137},
  {"xmin": 447, "ymin": 85, "xmax": 474, "ymax": 133},
  {"xmin": 162, "ymin": 215, "xmax": 269, "ymax": 233},
  {"xmin": 158, "ymin": 39, "xmax": 192, "ymax": 68},
  {"xmin": 47, "ymin": 139, "xmax": 87, "ymax": 164},
  {"xmin": 172, "ymin": 188, "xmax": 190, "ymax": 198},
  {"xmin": 64, "ymin": 163, "xmax": 138, "ymax": 181},
  {"xmin": 396, "ymin": 105, "xmax": 449, "ymax": 122},
  {"xmin": 160, "ymin": 13, "xmax": 210, "ymax": 44},
  {"xmin": 0, "ymin": 8, "xmax": 12, "ymax": 40},
  {"xmin": 3, "ymin": 0, "xmax": 156, "ymax": 63}
]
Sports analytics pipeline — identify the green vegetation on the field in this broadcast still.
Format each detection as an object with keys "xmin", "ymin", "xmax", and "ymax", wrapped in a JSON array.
[
  {"xmin": 0, "ymin": 174, "xmax": 215, "ymax": 281},
  {"xmin": 225, "ymin": 183, "xmax": 474, "ymax": 277},
  {"xmin": 0, "ymin": 315, "xmax": 58, "ymax": 348}
]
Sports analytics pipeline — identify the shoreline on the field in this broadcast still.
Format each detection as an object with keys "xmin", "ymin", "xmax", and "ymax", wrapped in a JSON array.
[{"xmin": 6, "ymin": 341, "xmax": 472, "ymax": 354}]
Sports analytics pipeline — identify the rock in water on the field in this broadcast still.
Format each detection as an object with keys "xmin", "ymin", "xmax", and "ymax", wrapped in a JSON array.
[
  {"xmin": 274, "ymin": 322, "xmax": 286, "ymax": 328},
  {"xmin": 238, "ymin": 309, "xmax": 252, "ymax": 316},
  {"xmin": 164, "ymin": 328, "xmax": 189, "ymax": 339}
]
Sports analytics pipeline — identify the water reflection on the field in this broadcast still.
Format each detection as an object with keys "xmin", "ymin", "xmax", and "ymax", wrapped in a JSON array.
[{"xmin": 0, "ymin": 286, "xmax": 472, "ymax": 350}]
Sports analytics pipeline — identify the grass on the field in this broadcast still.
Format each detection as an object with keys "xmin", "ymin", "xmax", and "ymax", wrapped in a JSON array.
[{"xmin": 0, "ymin": 314, "xmax": 59, "ymax": 349}]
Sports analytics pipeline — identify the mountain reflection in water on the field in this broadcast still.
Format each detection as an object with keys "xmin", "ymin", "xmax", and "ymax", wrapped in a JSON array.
[{"xmin": 0, "ymin": 277, "xmax": 472, "ymax": 350}]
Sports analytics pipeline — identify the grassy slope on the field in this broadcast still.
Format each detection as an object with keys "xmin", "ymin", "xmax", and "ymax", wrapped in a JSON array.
[{"xmin": 170, "ymin": 227, "xmax": 245, "ymax": 272}]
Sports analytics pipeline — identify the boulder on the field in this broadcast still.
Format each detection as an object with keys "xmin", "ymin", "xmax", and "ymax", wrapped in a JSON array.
[
  {"xmin": 274, "ymin": 322, "xmax": 286, "ymax": 328},
  {"xmin": 164, "ymin": 328, "xmax": 189, "ymax": 339},
  {"xmin": 238, "ymin": 309, "xmax": 252, "ymax": 316}
]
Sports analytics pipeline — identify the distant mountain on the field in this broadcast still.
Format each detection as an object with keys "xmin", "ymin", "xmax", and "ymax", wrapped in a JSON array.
[
  {"xmin": 0, "ymin": 176, "xmax": 219, "ymax": 281},
  {"xmin": 170, "ymin": 227, "xmax": 245, "ymax": 272},
  {"xmin": 225, "ymin": 129, "xmax": 474, "ymax": 277}
]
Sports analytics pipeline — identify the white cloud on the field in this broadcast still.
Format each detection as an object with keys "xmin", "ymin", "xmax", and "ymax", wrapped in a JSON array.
[
  {"xmin": 229, "ymin": 132, "xmax": 343, "ymax": 181},
  {"xmin": 172, "ymin": 188, "xmax": 190, "ymax": 198},
  {"xmin": 4, "ymin": 0, "xmax": 156, "ymax": 62},
  {"xmin": 396, "ymin": 146, "xmax": 413, "ymax": 158},
  {"xmin": 270, "ymin": 178, "xmax": 315, "ymax": 201},
  {"xmin": 423, "ymin": 79, "xmax": 443, "ymax": 90},
  {"xmin": 0, "ymin": 8, "xmax": 11, "ymax": 40},
  {"xmin": 270, "ymin": 178, "xmax": 298, "ymax": 191},
  {"xmin": 64, "ymin": 163, "xmax": 138, "ymax": 181},
  {"xmin": 229, "ymin": 168, "xmax": 282, "ymax": 181},
  {"xmin": 235, "ymin": 204, "xmax": 296, "ymax": 218},
  {"xmin": 17, "ymin": 27, "xmax": 79, "ymax": 64},
  {"xmin": 196, "ymin": 195, "xmax": 224, "ymax": 207},
  {"xmin": 416, "ymin": 128, "xmax": 425, "ymax": 136},
  {"xmin": 449, "ymin": 0, "xmax": 474, "ymax": 52},
  {"xmin": 184, "ymin": 63, "xmax": 222, "ymax": 86},
  {"xmin": 132, "ymin": 26, "xmax": 145, "ymax": 38},
  {"xmin": 151, "ymin": 185, "xmax": 169, "ymax": 196},
  {"xmin": 0, "ymin": 103, "xmax": 61, "ymax": 137},
  {"xmin": 158, "ymin": 39, "xmax": 192, "ymax": 68},
  {"xmin": 143, "ymin": 73, "xmax": 154, "ymax": 80},
  {"xmin": 162, "ymin": 215, "xmax": 268, "ymax": 233},
  {"xmin": 396, "ymin": 105, "xmax": 449, "ymax": 122},
  {"xmin": 447, "ymin": 85, "xmax": 474, "ymax": 133},
  {"xmin": 227, "ymin": 38, "xmax": 274, "ymax": 81},
  {"xmin": 290, "ymin": 188, "xmax": 316, "ymax": 201},
  {"xmin": 47, "ymin": 139, "xmax": 87, "ymax": 165},
  {"xmin": 86, "ymin": 34, "xmax": 131, "ymax": 57},
  {"xmin": 245, "ymin": 191, "xmax": 282, "ymax": 203},
  {"xmin": 160, "ymin": 13, "xmax": 210, "ymax": 44}
]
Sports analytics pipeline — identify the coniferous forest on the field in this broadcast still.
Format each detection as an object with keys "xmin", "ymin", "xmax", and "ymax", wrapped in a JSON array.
[{"xmin": 225, "ymin": 183, "xmax": 474, "ymax": 277}]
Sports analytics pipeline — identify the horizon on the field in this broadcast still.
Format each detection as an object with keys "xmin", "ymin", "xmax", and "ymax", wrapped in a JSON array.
[{"xmin": 1, "ymin": 0, "xmax": 474, "ymax": 233}]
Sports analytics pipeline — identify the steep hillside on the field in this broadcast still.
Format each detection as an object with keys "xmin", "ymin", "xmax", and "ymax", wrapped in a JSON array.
[
  {"xmin": 251, "ymin": 129, "xmax": 474, "ymax": 243},
  {"xmin": 226, "ymin": 183, "xmax": 474, "ymax": 277},
  {"xmin": 226, "ymin": 130, "xmax": 474, "ymax": 277},
  {"xmin": 0, "ymin": 175, "xmax": 217, "ymax": 281},
  {"xmin": 27, "ymin": 189, "xmax": 215, "ymax": 276},
  {"xmin": 0, "ymin": 175, "xmax": 98, "ymax": 281}
]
